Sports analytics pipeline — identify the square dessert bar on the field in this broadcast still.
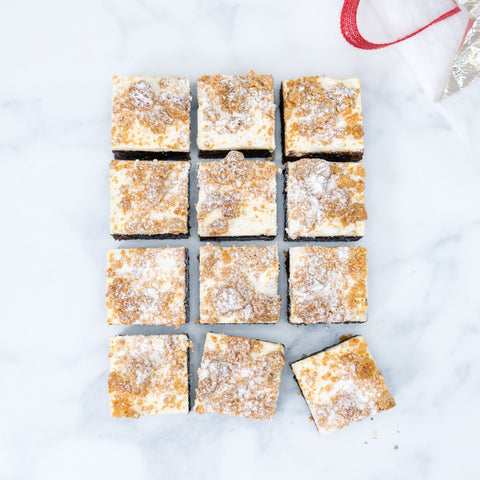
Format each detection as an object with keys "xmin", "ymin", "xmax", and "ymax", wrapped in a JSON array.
[
  {"xmin": 109, "ymin": 334, "xmax": 192, "ymax": 418},
  {"xmin": 199, "ymin": 244, "xmax": 280, "ymax": 324},
  {"xmin": 285, "ymin": 158, "xmax": 367, "ymax": 240},
  {"xmin": 197, "ymin": 71, "xmax": 276, "ymax": 157},
  {"xmin": 111, "ymin": 76, "xmax": 191, "ymax": 159},
  {"xmin": 106, "ymin": 247, "xmax": 187, "ymax": 327},
  {"xmin": 110, "ymin": 159, "xmax": 190, "ymax": 239},
  {"xmin": 281, "ymin": 77, "xmax": 363, "ymax": 161},
  {"xmin": 291, "ymin": 336, "xmax": 395, "ymax": 434},
  {"xmin": 194, "ymin": 333, "xmax": 285, "ymax": 420},
  {"xmin": 196, "ymin": 151, "xmax": 279, "ymax": 239},
  {"xmin": 289, "ymin": 246, "xmax": 367, "ymax": 324}
]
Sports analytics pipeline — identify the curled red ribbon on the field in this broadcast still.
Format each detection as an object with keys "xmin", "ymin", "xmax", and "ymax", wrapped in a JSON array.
[{"xmin": 340, "ymin": 0, "xmax": 461, "ymax": 50}]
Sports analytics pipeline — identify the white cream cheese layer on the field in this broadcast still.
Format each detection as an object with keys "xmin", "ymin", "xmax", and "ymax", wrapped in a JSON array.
[{"xmin": 283, "ymin": 77, "xmax": 363, "ymax": 156}]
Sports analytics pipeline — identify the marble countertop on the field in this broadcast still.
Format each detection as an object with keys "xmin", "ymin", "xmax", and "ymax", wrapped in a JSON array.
[{"xmin": 2, "ymin": 0, "xmax": 480, "ymax": 479}]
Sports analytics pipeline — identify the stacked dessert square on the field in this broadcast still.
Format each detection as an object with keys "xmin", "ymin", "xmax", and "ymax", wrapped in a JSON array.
[{"xmin": 105, "ymin": 72, "xmax": 394, "ymax": 433}]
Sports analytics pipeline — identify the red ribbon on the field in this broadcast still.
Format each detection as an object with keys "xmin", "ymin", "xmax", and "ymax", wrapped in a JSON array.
[{"xmin": 340, "ymin": 0, "xmax": 461, "ymax": 50}]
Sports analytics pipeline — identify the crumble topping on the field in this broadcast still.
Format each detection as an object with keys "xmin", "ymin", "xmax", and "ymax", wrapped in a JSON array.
[
  {"xmin": 199, "ymin": 244, "xmax": 280, "ymax": 324},
  {"xmin": 111, "ymin": 76, "xmax": 191, "ymax": 151},
  {"xmin": 287, "ymin": 159, "xmax": 367, "ymax": 239},
  {"xmin": 106, "ymin": 247, "xmax": 186, "ymax": 327},
  {"xmin": 110, "ymin": 160, "xmax": 190, "ymax": 235},
  {"xmin": 109, "ymin": 335, "xmax": 192, "ymax": 418},
  {"xmin": 194, "ymin": 333, "xmax": 285, "ymax": 420},
  {"xmin": 198, "ymin": 71, "xmax": 275, "ymax": 136},
  {"xmin": 292, "ymin": 336, "xmax": 395, "ymax": 434},
  {"xmin": 283, "ymin": 77, "xmax": 363, "ymax": 151},
  {"xmin": 196, "ymin": 151, "xmax": 279, "ymax": 237},
  {"xmin": 289, "ymin": 246, "xmax": 367, "ymax": 324}
]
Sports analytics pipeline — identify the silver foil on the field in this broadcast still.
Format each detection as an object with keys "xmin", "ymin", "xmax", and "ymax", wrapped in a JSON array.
[{"xmin": 442, "ymin": 0, "xmax": 480, "ymax": 98}]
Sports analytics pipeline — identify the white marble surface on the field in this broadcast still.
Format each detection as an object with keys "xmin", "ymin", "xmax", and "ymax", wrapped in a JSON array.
[{"xmin": 2, "ymin": 0, "xmax": 480, "ymax": 479}]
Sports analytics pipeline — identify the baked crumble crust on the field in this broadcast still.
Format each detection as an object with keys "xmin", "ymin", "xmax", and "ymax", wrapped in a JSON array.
[
  {"xmin": 196, "ymin": 151, "xmax": 279, "ymax": 237},
  {"xmin": 111, "ymin": 76, "xmax": 191, "ymax": 152},
  {"xmin": 287, "ymin": 158, "xmax": 367, "ymax": 239},
  {"xmin": 197, "ymin": 71, "xmax": 275, "ymax": 152},
  {"xmin": 198, "ymin": 70, "xmax": 274, "ymax": 135},
  {"xmin": 289, "ymin": 246, "xmax": 367, "ymax": 324},
  {"xmin": 199, "ymin": 244, "xmax": 280, "ymax": 324},
  {"xmin": 194, "ymin": 333, "xmax": 285, "ymax": 420},
  {"xmin": 106, "ymin": 247, "xmax": 186, "ymax": 327},
  {"xmin": 291, "ymin": 336, "xmax": 395, "ymax": 434},
  {"xmin": 109, "ymin": 335, "xmax": 192, "ymax": 418},
  {"xmin": 283, "ymin": 77, "xmax": 363, "ymax": 156},
  {"xmin": 110, "ymin": 159, "xmax": 190, "ymax": 236}
]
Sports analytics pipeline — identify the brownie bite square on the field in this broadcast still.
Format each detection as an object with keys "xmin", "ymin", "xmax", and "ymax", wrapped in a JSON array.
[
  {"xmin": 109, "ymin": 334, "xmax": 192, "ymax": 418},
  {"xmin": 197, "ymin": 71, "xmax": 275, "ymax": 157},
  {"xmin": 111, "ymin": 76, "xmax": 191, "ymax": 159},
  {"xmin": 291, "ymin": 336, "xmax": 395, "ymax": 434},
  {"xmin": 110, "ymin": 159, "xmax": 190, "ymax": 239},
  {"xmin": 199, "ymin": 244, "xmax": 280, "ymax": 324},
  {"xmin": 286, "ymin": 158, "xmax": 367, "ymax": 240},
  {"xmin": 289, "ymin": 246, "xmax": 367, "ymax": 324},
  {"xmin": 194, "ymin": 333, "xmax": 285, "ymax": 420},
  {"xmin": 196, "ymin": 151, "xmax": 279, "ymax": 238},
  {"xmin": 106, "ymin": 247, "xmax": 187, "ymax": 327},
  {"xmin": 282, "ymin": 77, "xmax": 363, "ymax": 161}
]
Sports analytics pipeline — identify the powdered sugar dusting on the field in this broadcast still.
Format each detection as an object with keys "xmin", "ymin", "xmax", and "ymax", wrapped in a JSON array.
[
  {"xmin": 106, "ymin": 247, "xmax": 186, "ymax": 327},
  {"xmin": 284, "ymin": 77, "xmax": 362, "ymax": 145},
  {"xmin": 200, "ymin": 244, "xmax": 280, "ymax": 324},
  {"xmin": 289, "ymin": 246, "xmax": 367, "ymax": 324},
  {"xmin": 198, "ymin": 71, "xmax": 275, "ymax": 135},
  {"xmin": 287, "ymin": 159, "xmax": 366, "ymax": 239},
  {"xmin": 194, "ymin": 333, "xmax": 285, "ymax": 420},
  {"xmin": 111, "ymin": 76, "xmax": 191, "ymax": 151},
  {"xmin": 292, "ymin": 336, "xmax": 395, "ymax": 434},
  {"xmin": 108, "ymin": 335, "xmax": 192, "ymax": 418},
  {"xmin": 110, "ymin": 160, "xmax": 190, "ymax": 235},
  {"xmin": 196, "ymin": 152, "xmax": 279, "ymax": 237}
]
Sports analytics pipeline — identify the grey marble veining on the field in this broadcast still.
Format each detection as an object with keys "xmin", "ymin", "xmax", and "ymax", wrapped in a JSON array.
[{"xmin": 1, "ymin": 0, "xmax": 480, "ymax": 479}]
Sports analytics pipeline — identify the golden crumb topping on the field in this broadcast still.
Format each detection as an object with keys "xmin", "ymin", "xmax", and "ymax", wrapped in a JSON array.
[
  {"xmin": 106, "ymin": 248, "xmax": 186, "ymax": 327},
  {"xmin": 284, "ymin": 77, "xmax": 363, "ymax": 144},
  {"xmin": 111, "ymin": 76, "xmax": 191, "ymax": 150},
  {"xmin": 109, "ymin": 335, "xmax": 192, "ymax": 418},
  {"xmin": 196, "ymin": 151, "xmax": 279, "ymax": 236},
  {"xmin": 287, "ymin": 159, "xmax": 366, "ymax": 238},
  {"xmin": 195, "ymin": 333, "xmax": 285, "ymax": 420},
  {"xmin": 200, "ymin": 244, "xmax": 280, "ymax": 324},
  {"xmin": 110, "ymin": 160, "xmax": 189, "ymax": 235},
  {"xmin": 290, "ymin": 246, "xmax": 367, "ymax": 324},
  {"xmin": 292, "ymin": 336, "xmax": 395, "ymax": 434},
  {"xmin": 198, "ymin": 71, "xmax": 275, "ymax": 135}
]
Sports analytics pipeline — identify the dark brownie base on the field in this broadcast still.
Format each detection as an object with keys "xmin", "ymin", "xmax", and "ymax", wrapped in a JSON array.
[
  {"xmin": 198, "ymin": 149, "xmax": 273, "ymax": 159},
  {"xmin": 199, "ymin": 235, "xmax": 276, "ymax": 242},
  {"xmin": 186, "ymin": 334, "xmax": 191, "ymax": 413},
  {"xmin": 113, "ymin": 150, "xmax": 190, "ymax": 160},
  {"xmin": 279, "ymin": 83, "xmax": 363, "ymax": 163},
  {"xmin": 284, "ymin": 235, "xmax": 363, "ymax": 242},
  {"xmin": 286, "ymin": 249, "xmax": 291, "ymax": 321},
  {"xmin": 285, "ymin": 251, "xmax": 367, "ymax": 324},
  {"xmin": 285, "ymin": 151, "xmax": 363, "ymax": 163},
  {"xmin": 290, "ymin": 367, "xmax": 320, "ymax": 433},
  {"xmin": 185, "ymin": 248, "xmax": 190, "ymax": 325},
  {"xmin": 280, "ymin": 85, "xmax": 287, "ymax": 163},
  {"xmin": 289, "ymin": 319, "xmax": 367, "ymax": 325},
  {"xmin": 198, "ymin": 321, "xmax": 278, "ymax": 325},
  {"xmin": 112, "ymin": 233, "xmax": 189, "ymax": 240}
]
